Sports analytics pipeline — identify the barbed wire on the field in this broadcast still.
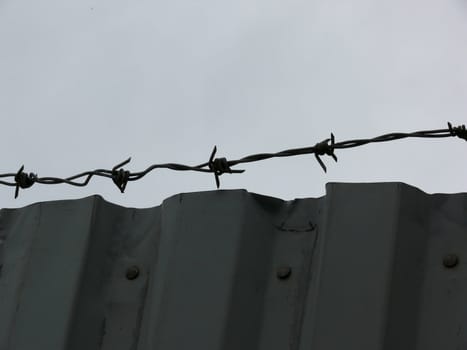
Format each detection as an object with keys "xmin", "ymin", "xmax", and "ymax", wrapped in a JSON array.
[{"xmin": 1, "ymin": 122, "xmax": 466, "ymax": 198}]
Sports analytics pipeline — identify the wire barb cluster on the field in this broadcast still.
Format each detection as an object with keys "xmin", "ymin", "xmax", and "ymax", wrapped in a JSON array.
[{"xmin": 1, "ymin": 122, "xmax": 465, "ymax": 198}]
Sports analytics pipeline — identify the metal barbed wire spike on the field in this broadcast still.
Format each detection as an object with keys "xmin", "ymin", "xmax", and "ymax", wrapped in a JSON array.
[
  {"xmin": 14, "ymin": 165, "xmax": 37, "ymax": 198},
  {"xmin": 448, "ymin": 122, "xmax": 467, "ymax": 141},
  {"xmin": 208, "ymin": 146, "xmax": 245, "ymax": 188},
  {"xmin": 313, "ymin": 133, "xmax": 338, "ymax": 173},
  {"xmin": 111, "ymin": 157, "xmax": 132, "ymax": 193},
  {"xmin": 0, "ymin": 121, "xmax": 465, "ymax": 198}
]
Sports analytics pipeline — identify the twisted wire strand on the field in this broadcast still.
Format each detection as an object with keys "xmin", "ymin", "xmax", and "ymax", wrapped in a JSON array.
[{"xmin": 2, "ymin": 122, "xmax": 465, "ymax": 198}]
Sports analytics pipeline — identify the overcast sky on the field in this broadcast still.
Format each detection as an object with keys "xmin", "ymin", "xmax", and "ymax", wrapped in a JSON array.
[{"xmin": 0, "ymin": 0, "xmax": 466, "ymax": 209}]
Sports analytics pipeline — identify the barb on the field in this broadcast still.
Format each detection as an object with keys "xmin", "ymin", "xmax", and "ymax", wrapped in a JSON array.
[
  {"xmin": 14, "ymin": 166, "xmax": 37, "ymax": 199},
  {"xmin": 112, "ymin": 158, "xmax": 131, "ymax": 193},
  {"xmin": 313, "ymin": 133, "xmax": 338, "ymax": 173},
  {"xmin": 208, "ymin": 146, "xmax": 245, "ymax": 188},
  {"xmin": 448, "ymin": 122, "xmax": 467, "ymax": 141},
  {"xmin": 0, "ymin": 122, "xmax": 465, "ymax": 198}
]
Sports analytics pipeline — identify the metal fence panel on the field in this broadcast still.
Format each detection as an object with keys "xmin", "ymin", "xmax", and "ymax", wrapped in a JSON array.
[{"xmin": 0, "ymin": 183, "xmax": 466, "ymax": 350}]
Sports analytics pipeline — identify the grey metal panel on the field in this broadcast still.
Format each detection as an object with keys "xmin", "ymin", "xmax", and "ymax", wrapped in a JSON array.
[
  {"xmin": 308, "ymin": 183, "xmax": 401, "ymax": 349},
  {"xmin": 0, "ymin": 183, "xmax": 466, "ymax": 350},
  {"xmin": 0, "ymin": 198, "xmax": 97, "ymax": 350}
]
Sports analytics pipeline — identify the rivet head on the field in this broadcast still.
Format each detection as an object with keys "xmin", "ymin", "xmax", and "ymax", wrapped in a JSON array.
[
  {"xmin": 443, "ymin": 254, "xmax": 459, "ymax": 268},
  {"xmin": 276, "ymin": 266, "xmax": 292, "ymax": 280},
  {"xmin": 126, "ymin": 266, "xmax": 140, "ymax": 280}
]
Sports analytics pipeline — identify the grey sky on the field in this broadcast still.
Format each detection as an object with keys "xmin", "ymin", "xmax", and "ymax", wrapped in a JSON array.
[{"xmin": 1, "ymin": 0, "xmax": 466, "ymax": 209}]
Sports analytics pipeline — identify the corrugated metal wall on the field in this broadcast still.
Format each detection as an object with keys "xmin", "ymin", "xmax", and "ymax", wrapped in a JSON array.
[{"xmin": 0, "ymin": 183, "xmax": 466, "ymax": 350}]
